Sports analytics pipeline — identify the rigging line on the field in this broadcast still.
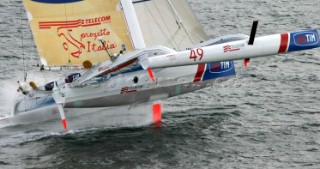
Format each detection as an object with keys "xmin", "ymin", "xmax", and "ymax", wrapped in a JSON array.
[
  {"xmin": 164, "ymin": 28, "xmax": 180, "ymax": 47},
  {"xmin": 178, "ymin": 33, "xmax": 191, "ymax": 48},
  {"xmin": 95, "ymin": 5, "xmax": 104, "ymax": 64},
  {"xmin": 26, "ymin": 20, "xmax": 35, "ymax": 71},
  {"xmin": 143, "ymin": 3, "xmax": 174, "ymax": 48},
  {"xmin": 64, "ymin": 3, "xmax": 71, "ymax": 66},
  {"xmin": 143, "ymin": 3, "xmax": 155, "ymax": 45},
  {"xmin": 166, "ymin": 0, "xmax": 196, "ymax": 45},
  {"xmin": 71, "ymin": 3, "xmax": 88, "ymax": 65},
  {"xmin": 26, "ymin": 38, "xmax": 32, "ymax": 68},
  {"xmin": 142, "ymin": 5, "xmax": 159, "ymax": 47},
  {"xmin": 153, "ymin": 0, "xmax": 180, "ymax": 49},
  {"xmin": 20, "ymin": 2, "xmax": 26, "ymax": 82},
  {"xmin": 151, "ymin": 0, "xmax": 180, "ymax": 49},
  {"xmin": 28, "ymin": 33, "xmax": 38, "ymax": 67},
  {"xmin": 97, "ymin": 3, "xmax": 112, "ymax": 63}
]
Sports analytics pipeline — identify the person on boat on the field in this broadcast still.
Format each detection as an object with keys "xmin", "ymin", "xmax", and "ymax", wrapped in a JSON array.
[
  {"xmin": 118, "ymin": 50, "xmax": 123, "ymax": 57},
  {"xmin": 40, "ymin": 64, "xmax": 44, "ymax": 71},
  {"xmin": 17, "ymin": 81, "xmax": 29, "ymax": 95}
]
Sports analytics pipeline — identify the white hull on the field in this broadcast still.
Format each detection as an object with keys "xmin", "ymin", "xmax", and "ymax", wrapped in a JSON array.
[{"xmin": 7, "ymin": 75, "xmax": 232, "ymax": 130}]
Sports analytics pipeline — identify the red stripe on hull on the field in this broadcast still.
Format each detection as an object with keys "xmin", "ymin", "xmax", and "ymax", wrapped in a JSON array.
[
  {"xmin": 105, "ymin": 58, "xmax": 137, "ymax": 75},
  {"xmin": 193, "ymin": 64, "xmax": 206, "ymax": 82},
  {"xmin": 278, "ymin": 33, "xmax": 289, "ymax": 53}
]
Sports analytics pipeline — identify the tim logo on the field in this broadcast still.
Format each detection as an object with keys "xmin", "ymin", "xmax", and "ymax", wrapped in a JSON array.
[
  {"xmin": 208, "ymin": 61, "xmax": 232, "ymax": 73},
  {"xmin": 293, "ymin": 33, "xmax": 319, "ymax": 46},
  {"xmin": 32, "ymin": 0, "xmax": 82, "ymax": 4}
]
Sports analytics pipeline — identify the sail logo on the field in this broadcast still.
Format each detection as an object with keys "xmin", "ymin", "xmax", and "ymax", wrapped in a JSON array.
[
  {"xmin": 223, "ymin": 43, "xmax": 245, "ymax": 53},
  {"xmin": 293, "ymin": 32, "xmax": 319, "ymax": 46},
  {"xmin": 39, "ymin": 16, "xmax": 111, "ymax": 29},
  {"xmin": 38, "ymin": 15, "xmax": 116, "ymax": 59},
  {"xmin": 31, "ymin": 0, "xmax": 83, "ymax": 4}
]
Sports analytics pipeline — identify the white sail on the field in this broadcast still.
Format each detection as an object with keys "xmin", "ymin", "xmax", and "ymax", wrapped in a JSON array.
[{"xmin": 133, "ymin": 0, "xmax": 208, "ymax": 50}]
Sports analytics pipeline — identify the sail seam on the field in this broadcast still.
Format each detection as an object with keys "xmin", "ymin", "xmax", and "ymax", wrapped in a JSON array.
[
  {"xmin": 167, "ymin": 0, "xmax": 196, "ymax": 46},
  {"xmin": 152, "ymin": 1, "xmax": 180, "ymax": 49},
  {"xmin": 133, "ymin": 0, "xmax": 152, "ymax": 4},
  {"xmin": 142, "ymin": 2, "xmax": 176, "ymax": 48}
]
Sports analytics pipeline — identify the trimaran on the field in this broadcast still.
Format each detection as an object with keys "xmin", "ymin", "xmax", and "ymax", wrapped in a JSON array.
[{"xmin": 1, "ymin": 0, "xmax": 319, "ymax": 130}]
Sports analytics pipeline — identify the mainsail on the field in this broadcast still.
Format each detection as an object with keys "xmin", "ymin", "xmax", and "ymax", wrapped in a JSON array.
[
  {"xmin": 133, "ymin": 0, "xmax": 208, "ymax": 50},
  {"xmin": 23, "ymin": 0, "xmax": 134, "ymax": 66}
]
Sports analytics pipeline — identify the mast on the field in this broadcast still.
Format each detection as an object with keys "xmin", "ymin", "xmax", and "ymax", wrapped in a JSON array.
[{"xmin": 120, "ymin": 0, "xmax": 146, "ymax": 49}]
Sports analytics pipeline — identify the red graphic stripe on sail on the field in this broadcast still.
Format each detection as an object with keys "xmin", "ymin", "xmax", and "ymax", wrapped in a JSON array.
[
  {"xmin": 40, "ymin": 22, "xmax": 84, "ymax": 29},
  {"xmin": 39, "ymin": 19, "xmax": 84, "ymax": 29},
  {"xmin": 38, "ymin": 15, "xmax": 111, "ymax": 29},
  {"xmin": 193, "ymin": 64, "xmax": 206, "ymax": 82},
  {"xmin": 39, "ymin": 19, "xmax": 83, "ymax": 25},
  {"xmin": 278, "ymin": 33, "xmax": 289, "ymax": 53}
]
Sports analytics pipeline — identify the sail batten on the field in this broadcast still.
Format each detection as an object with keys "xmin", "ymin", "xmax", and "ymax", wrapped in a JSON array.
[{"xmin": 23, "ymin": 0, "xmax": 134, "ymax": 66}]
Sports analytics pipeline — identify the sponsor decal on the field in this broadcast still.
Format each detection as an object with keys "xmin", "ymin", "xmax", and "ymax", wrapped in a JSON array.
[
  {"xmin": 223, "ymin": 43, "xmax": 245, "ymax": 53},
  {"xmin": 208, "ymin": 61, "xmax": 232, "ymax": 73},
  {"xmin": 98, "ymin": 66, "xmax": 110, "ymax": 72},
  {"xmin": 293, "ymin": 32, "xmax": 319, "ymax": 46},
  {"xmin": 38, "ymin": 15, "xmax": 116, "ymax": 59},
  {"xmin": 288, "ymin": 29, "xmax": 320, "ymax": 52},
  {"xmin": 120, "ymin": 87, "xmax": 137, "ymax": 94},
  {"xmin": 194, "ymin": 61, "xmax": 234, "ymax": 82},
  {"xmin": 166, "ymin": 55, "xmax": 176, "ymax": 61},
  {"xmin": 202, "ymin": 61, "xmax": 236, "ymax": 81},
  {"xmin": 210, "ymin": 62, "xmax": 221, "ymax": 71}
]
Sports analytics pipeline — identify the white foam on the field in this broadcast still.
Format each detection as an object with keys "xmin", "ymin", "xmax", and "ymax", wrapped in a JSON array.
[{"xmin": 0, "ymin": 80, "xmax": 18, "ymax": 116}]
